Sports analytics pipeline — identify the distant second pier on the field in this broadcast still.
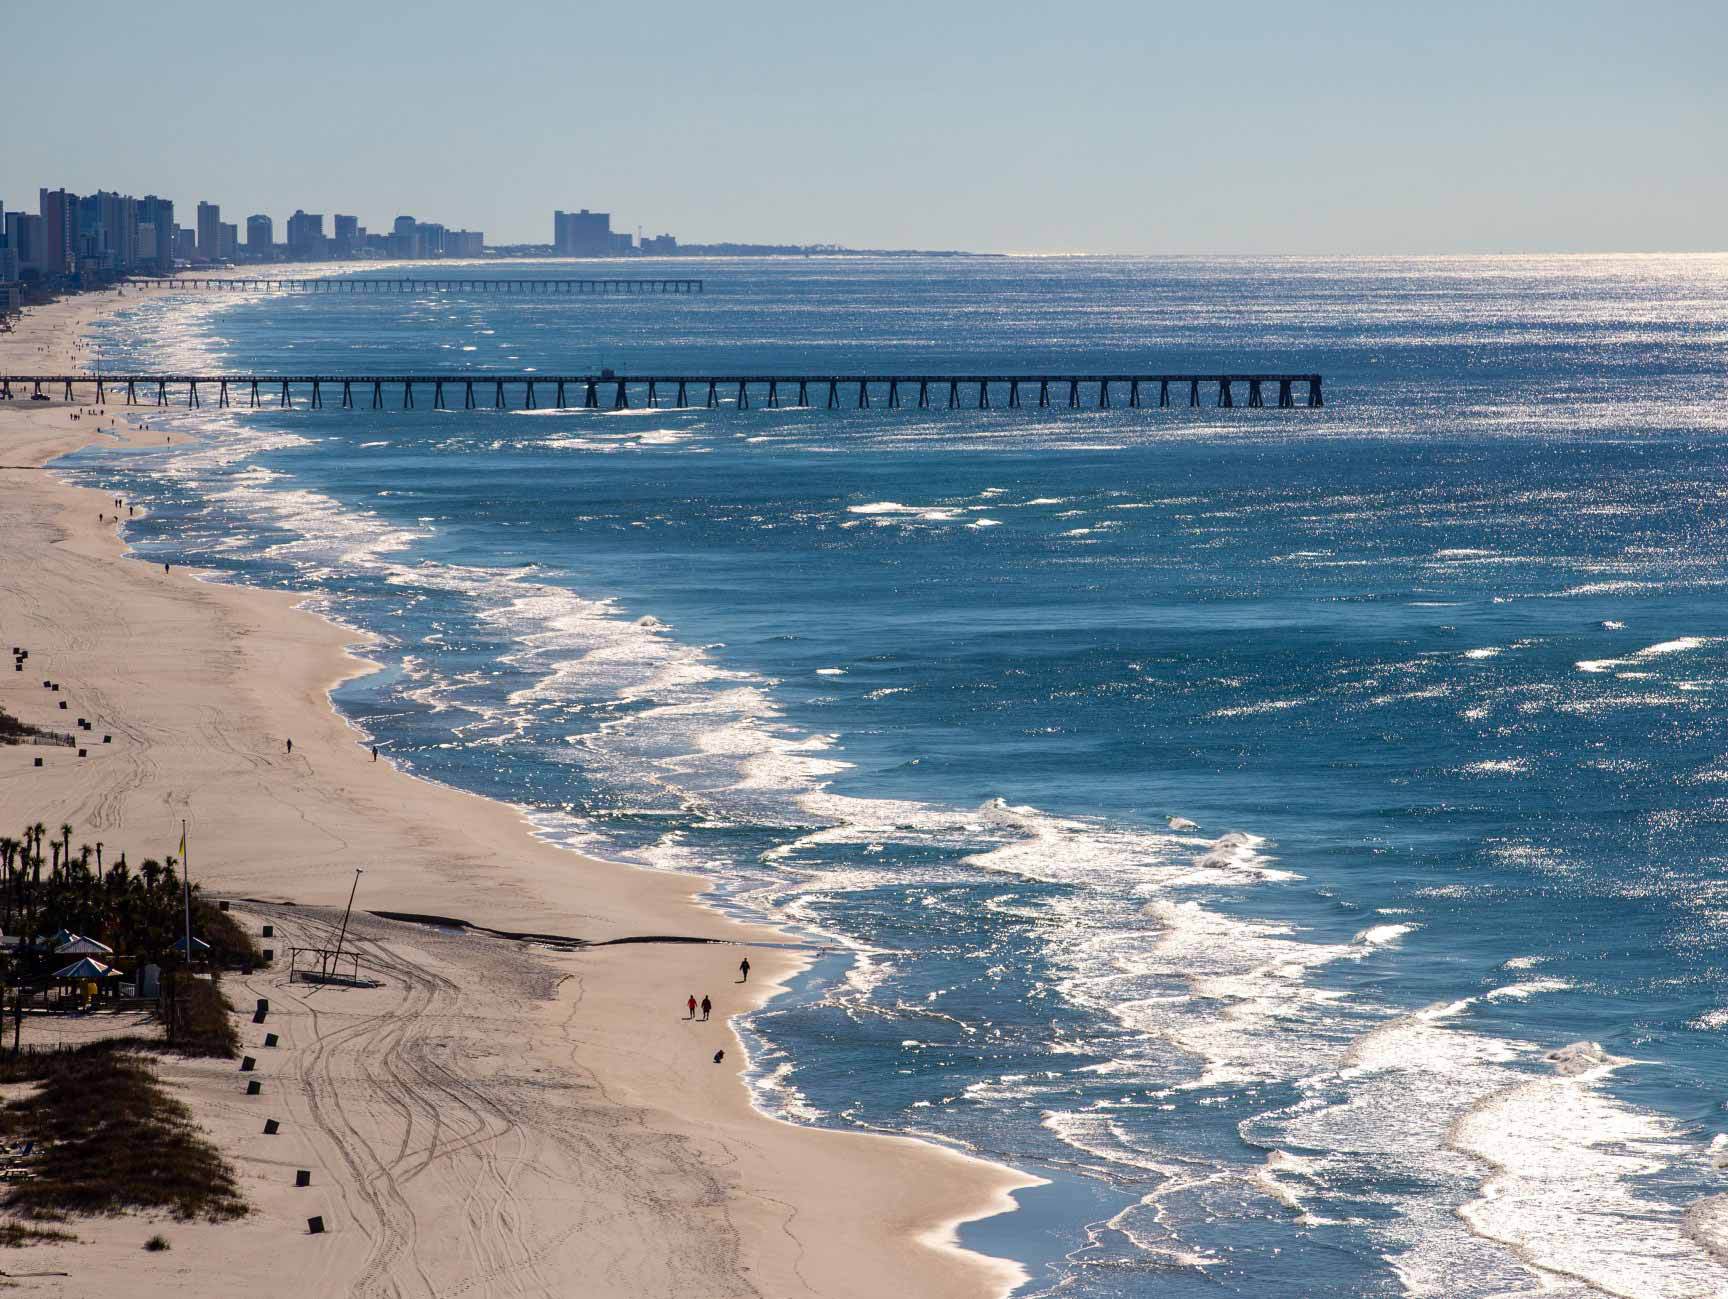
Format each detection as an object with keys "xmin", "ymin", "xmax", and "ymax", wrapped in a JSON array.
[{"xmin": 123, "ymin": 277, "xmax": 705, "ymax": 294}]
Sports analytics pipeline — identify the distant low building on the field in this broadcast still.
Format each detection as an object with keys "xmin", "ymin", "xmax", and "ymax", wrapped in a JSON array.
[
  {"xmin": 445, "ymin": 229, "xmax": 483, "ymax": 258},
  {"xmin": 640, "ymin": 232, "xmax": 677, "ymax": 256}
]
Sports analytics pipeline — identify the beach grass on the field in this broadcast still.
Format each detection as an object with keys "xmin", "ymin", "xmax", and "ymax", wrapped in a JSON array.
[
  {"xmin": 158, "ymin": 974, "xmax": 240, "ymax": 1059},
  {"xmin": 195, "ymin": 901, "xmax": 267, "ymax": 971},
  {"xmin": 0, "ymin": 708, "xmax": 56, "ymax": 746},
  {"xmin": 0, "ymin": 1042, "xmax": 245, "ymax": 1222},
  {"xmin": 0, "ymin": 1222, "xmax": 77, "ymax": 1247}
]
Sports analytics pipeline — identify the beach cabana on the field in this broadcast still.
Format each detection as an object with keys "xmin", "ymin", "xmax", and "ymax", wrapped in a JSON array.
[
  {"xmin": 51, "ymin": 956, "xmax": 121, "ymax": 1008},
  {"xmin": 55, "ymin": 935, "xmax": 114, "ymax": 956},
  {"xmin": 42, "ymin": 928, "xmax": 80, "ymax": 949},
  {"xmin": 171, "ymin": 936, "xmax": 211, "ymax": 956},
  {"xmin": 51, "ymin": 957, "xmax": 119, "ymax": 981}
]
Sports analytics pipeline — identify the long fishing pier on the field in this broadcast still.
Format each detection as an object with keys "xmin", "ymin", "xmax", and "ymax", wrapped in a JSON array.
[
  {"xmin": 124, "ymin": 277, "xmax": 704, "ymax": 294},
  {"xmin": 2, "ymin": 372, "xmax": 1323, "ymax": 410}
]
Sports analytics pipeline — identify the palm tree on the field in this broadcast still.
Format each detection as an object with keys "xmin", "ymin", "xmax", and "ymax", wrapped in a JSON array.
[
  {"xmin": 95, "ymin": 842, "xmax": 103, "ymax": 870},
  {"xmin": 8, "ymin": 833, "xmax": 26, "ymax": 930},
  {"xmin": 21, "ymin": 823, "xmax": 46, "ymax": 956},
  {"xmin": 58, "ymin": 824, "xmax": 71, "ymax": 871},
  {"xmin": 0, "ymin": 837, "xmax": 15, "ymax": 930},
  {"xmin": 102, "ymin": 858, "xmax": 133, "ymax": 946},
  {"xmin": 29, "ymin": 823, "xmax": 45, "ymax": 902}
]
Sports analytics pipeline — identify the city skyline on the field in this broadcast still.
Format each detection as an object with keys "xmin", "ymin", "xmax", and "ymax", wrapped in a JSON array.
[
  {"xmin": 2, "ymin": 179, "xmax": 910, "ymax": 299},
  {"xmin": 1, "ymin": 186, "xmax": 498, "ymax": 290}
]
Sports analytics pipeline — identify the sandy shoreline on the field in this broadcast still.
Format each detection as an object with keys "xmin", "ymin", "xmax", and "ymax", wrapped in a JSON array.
[{"xmin": 0, "ymin": 280, "xmax": 1038, "ymax": 1295}]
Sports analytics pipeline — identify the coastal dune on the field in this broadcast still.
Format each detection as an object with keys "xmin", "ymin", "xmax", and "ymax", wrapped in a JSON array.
[{"xmin": 0, "ymin": 290, "xmax": 1035, "ymax": 1296}]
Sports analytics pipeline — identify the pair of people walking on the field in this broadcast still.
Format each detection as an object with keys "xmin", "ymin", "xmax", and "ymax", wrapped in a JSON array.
[{"xmin": 685, "ymin": 957, "xmax": 753, "ymax": 1020}]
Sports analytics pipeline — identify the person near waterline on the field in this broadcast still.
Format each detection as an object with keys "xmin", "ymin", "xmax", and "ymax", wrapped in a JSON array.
[
  {"xmin": 700, "ymin": 995, "xmax": 712, "ymax": 1021},
  {"xmin": 739, "ymin": 957, "xmax": 750, "ymax": 982},
  {"xmin": 686, "ymin": 994, "xmax": 697, "ymax": 1019},
  {"xmin": 713, "ymin": 1049, "xmax": 725, "ymax": 1064}
]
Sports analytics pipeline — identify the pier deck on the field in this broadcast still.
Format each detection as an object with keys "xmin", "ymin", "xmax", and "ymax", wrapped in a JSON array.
[
  {"xmin": 2, "ymin": 373, "xmax": 1323, "ymax": 410},
  {"xmin": 123, "ymin": 277, "xmax": 703, "ymax": 294}
]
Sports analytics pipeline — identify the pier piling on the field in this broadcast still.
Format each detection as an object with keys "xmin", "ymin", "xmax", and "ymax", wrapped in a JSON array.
[{"xmin": 4, "ymin": 372, "xmax": 1326, "ymax": 418}]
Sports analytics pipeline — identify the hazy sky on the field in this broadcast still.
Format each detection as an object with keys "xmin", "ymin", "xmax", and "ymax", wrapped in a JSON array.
[{"xmin": 5, "ymin": 0, "xmax": 1723, "ymax": 253}]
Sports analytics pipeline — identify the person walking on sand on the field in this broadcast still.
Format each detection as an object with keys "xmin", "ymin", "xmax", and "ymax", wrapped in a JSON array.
[
  {"xmin": 700, "ymin": 995, "xmax": 712, "ymax": 1022},
  {"xmin": 687, "ymin": 994, "xmax": 697, "ymax": 1019},
  {"xmin": 739, "ymin": 957, "xmax": 750, "ymax": 982},
  {"xmin": 286, "ymin": 738, "xmax": 293, "ymax": 755},
  {"xmin": 372, "ymin": 745, "xmax": 378, "ymax": 762}
]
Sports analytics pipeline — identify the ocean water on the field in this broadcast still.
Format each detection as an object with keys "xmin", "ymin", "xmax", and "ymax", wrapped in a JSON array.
[{"xmin": 61, "ymin": 255, "xmax": 1728, "ymax": 1297}]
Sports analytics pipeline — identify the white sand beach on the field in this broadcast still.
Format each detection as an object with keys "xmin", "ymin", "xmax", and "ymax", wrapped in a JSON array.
[{"xmin": 0, "ymin": 284, "xmax": 1036, "ymax": 1296}]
